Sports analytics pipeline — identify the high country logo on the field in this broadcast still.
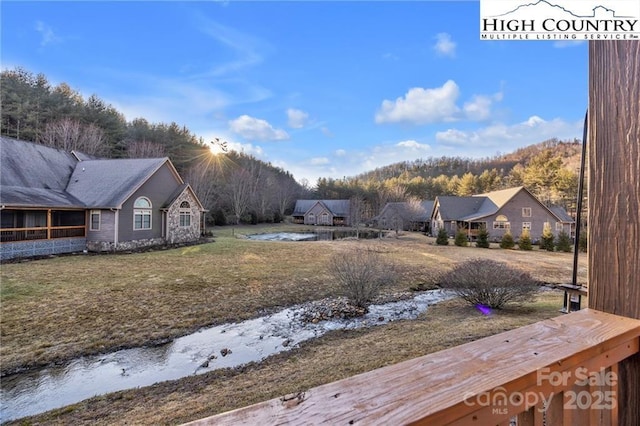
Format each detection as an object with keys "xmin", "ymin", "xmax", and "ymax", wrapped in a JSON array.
[{"xmin": 480, "ymin": 0, "xmax": 640, "ymax": 40}]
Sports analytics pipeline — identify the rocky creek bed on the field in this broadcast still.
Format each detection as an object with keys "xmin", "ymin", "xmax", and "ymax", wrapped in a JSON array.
[{"xmin": 0, "ymin": 289, "xmax": 453, "ymax": 422}]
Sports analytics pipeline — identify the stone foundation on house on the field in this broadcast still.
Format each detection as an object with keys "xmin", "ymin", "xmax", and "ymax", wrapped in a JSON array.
[{"xmin": 87, "ymin": 238, "xmax": 167, "ymax": 253}]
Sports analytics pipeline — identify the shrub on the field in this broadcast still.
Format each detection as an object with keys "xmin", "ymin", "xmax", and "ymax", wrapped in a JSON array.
[
  {"xmin": 454, "ymin": 229, "xmax": 468, "ymax": 247},
  {"xmin": 499, "ymin": 231, "xmax": 515, "ymax": 249},
  {"xmin": 436, "ymin": 227, "xmax": 449, "ymax": 245},
  {"xmin": 476, "ymin": 226, "xmax": 490, "ymax": 248},
  {"xmin": 540, "ymin": 223, "xmax": 555, "ymax": 251},
  {"xmin": 555, "ymin": 230, "xmax": 572, "ymax": 252},
  {"xmin": 578, "ymin": 231, "xmax": 587, "ymax": 253},
  {"xmin": 327, "ymin": 248, "xmax": 398, "ymax": 308},
  {"xmin": 213, "ymin": 209, "xmax": 227, "ymax": 226},
  {"xmin": 438, "ymin": 259, "xmax": 539, "ymax": 309},
  {"xmin": 519, "ymin": 229, "xmax": 533, "ymax": 251}
]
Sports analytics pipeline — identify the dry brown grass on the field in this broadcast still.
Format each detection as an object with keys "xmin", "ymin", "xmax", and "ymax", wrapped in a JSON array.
[
  {"xmin": 1, "ymin": 224, "xmax": 585, "ymax": 423},
  {"xmin": 13, "ymin": 292, "xmax": 564, "ymax": 425}
]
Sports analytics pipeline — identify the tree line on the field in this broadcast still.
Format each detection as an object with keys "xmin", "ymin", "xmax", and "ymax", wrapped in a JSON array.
[
  {"xmin": 315, "ymin": 139, "xmax": 582, "ymax": 223},
  {"xmin": 0, "ymin": 68, "xmax": 308, "ymax": 224}
]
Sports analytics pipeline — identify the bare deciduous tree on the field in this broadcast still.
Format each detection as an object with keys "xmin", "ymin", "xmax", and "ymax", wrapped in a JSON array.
[
  {"xmin": 39, "ymin": 118, "xmax": 107, "ymax": 156},
  {"xmin": 226, "ymin": 168, "xmax": 253, "ymax": 224},
  {"xmin": 126, "ymin": 139, "xmax": 166, "ymax": 158}
]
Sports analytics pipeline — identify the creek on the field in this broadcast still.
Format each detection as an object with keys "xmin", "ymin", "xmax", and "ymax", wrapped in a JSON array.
[{"xmin": 0, "ymin": 289, "xmax": 453, "ymax": 422}]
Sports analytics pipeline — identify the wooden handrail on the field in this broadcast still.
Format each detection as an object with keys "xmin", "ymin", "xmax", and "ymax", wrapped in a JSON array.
[{"xmin": 185, "ymin": 309, "xmax": 640, "ymax": 425}]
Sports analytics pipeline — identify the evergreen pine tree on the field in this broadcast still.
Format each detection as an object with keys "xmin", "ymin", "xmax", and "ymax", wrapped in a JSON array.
[
  {"xmin": 519, "ymin": 229, "xmax": 533, "ymax": 251},
  {"xmin": 476, "ymin": 225, "xmax": 490, "ymax": 248},
  {"xmin": 436, "ymin": 227, "xmax": 449, "ymax": 245},
  {"xmin": 555, "ymin": 230, "xmax": 572, "ymax": 252},
  {"xmin": 454, "ymin": 229, "xmax": 469, "ymax": 247},
  {"xmin": 578, "ymin": 231, "xmax": 587, "ymax": 253},
  {"xmin": 500, "ymin": 231, "xmax": 515, "ymax": 249},
  {"xmin": 540, "ymin": 222, "xmax": 555, "ymax": 251}
]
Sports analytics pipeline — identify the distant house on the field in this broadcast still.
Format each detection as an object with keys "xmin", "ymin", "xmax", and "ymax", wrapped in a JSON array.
[
  {"xmin": 0, "ymin": 137, "xmax": 206, "ymax": 260},
  {"xmin": 292, "ymin": 200, "xmax": 351, "ymax": 226},
  {"xmin": 430, "ymin": 186, "xmax": 574, "ymax": 241},
  {"xmin": 374, "ymin": 201, "xmax": 434, "ymax": 232}
]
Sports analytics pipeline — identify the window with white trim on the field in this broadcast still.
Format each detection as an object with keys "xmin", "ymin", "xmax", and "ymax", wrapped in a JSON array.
[
  {"xmin": 556, "ymin": 222, "xmax": 564, "ymax": 231},
  {"xmin": 522, "ymin": 222, "xmax": 531, "ymax": 230},
  {"xmin": 179, "ymin": 201, "xmax": 191, "ymax": 227},
  {"xmin": 321, "ymin": 212, "xmax": 330, "ymax": 225},
  {"xmin": 90, "ymin": 210, "xmax": 101, "ymax": 231},
  {"xmin": 493, "ymin": 214, "xmax": 510, "ymax": 230},
  {"xmin": 522, "ymin": 207, "xmax": 532, "ymax": 217},
  {"xmin": 134, "ymin": 197, "xmax": 152, "ymax": 230}
]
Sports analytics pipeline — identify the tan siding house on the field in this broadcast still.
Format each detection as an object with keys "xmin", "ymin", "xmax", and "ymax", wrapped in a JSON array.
[{"xmin": 430, "ymin": 187, "xmax": 574, "ymax": 241}]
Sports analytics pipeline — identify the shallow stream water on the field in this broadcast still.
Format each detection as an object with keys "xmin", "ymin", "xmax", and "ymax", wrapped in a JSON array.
[{"xmin": 0, "ymin": 289, "xmax": 453, "ymax": 422}]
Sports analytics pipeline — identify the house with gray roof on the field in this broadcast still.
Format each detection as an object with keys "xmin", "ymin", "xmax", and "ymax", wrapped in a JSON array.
[
  {"xmin": 431, "ymin": 186, "xmax": 574, "ymax": 242},
  {"xmin": 374, "ymin": 200, "xmax": 434, "ymax": 232},
  {"xmin": 292, "ymin": 199, "xmax": 351, "ymax": 226},
  {"xmin": 0, "ymin": 137, "xmax": 205, "ymax": 260}
]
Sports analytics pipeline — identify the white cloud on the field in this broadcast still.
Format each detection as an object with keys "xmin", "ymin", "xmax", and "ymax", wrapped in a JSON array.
[
  {"xmin": 286, "ymin": 108, "xmax": 309, "ymax": 129},
  {"xmin": 375, "ymin": 80, "xmax": 460, "ymax": 125},
  {"xmin": 397, "ymin": 140, "xmax": 431, "ymax": 151},
  {"xmin": 334, "ymin": 149, "xmax": 346, "ymax": 157},
  {"xmin": 463, "ymin": 95, "xmax": 493, "ymax": 121},
  {"xmin": 321, "ymin": 127, "xmax": 334, "ymax": 137},
  {"xmin": 310, "ymin": 157, "xmax": 330, "ymax": 165},
  {"xmin": 228, "ymin": 115, "xmax": 289, "ymax": 141},
  {"xmin": 435, "ymin": 116, "xmax": 582, "ymax": 153},
  {"xmin": 433, "ymin": 33, "xmax": 456, "ymax": 57},
  {"xmin": 35, "ymin": 21, "xmax": 61, "ymax": 47}
]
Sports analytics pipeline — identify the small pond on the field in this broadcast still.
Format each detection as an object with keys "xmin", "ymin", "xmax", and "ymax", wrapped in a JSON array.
[
  {"xmin": 246, "ymin": 229, "xmax": 381, "ymax": 241},
  {"xmin": 0, "ymin": 289, "xmax": 453, "ymax": 422}
]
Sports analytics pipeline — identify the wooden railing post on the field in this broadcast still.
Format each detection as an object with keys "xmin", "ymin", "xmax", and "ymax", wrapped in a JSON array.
[{"xmin": 588, "ymin": 41, "xmax": 640, "ymax": 426}]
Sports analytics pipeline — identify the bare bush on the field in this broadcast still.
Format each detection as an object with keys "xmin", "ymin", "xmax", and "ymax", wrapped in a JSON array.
[
  {"xmin": 437, "ymin": 259, "xmax": 538, "ymax": 309},
  {"xmin": 327, "ymin": 247, "xmax": 398, "ymax": 308}
]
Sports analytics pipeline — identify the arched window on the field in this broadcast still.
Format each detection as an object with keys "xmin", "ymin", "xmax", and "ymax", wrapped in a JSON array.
[
  {"xmin": 307, "ymin": 213, "xmax": 316, "ymax": 225},
  {"xmin": 134, "ymin": 197, "xmax": 152, "ymax": 230},
  {"xmin": 321, "ymin": 212, "xmax": 330, "ymax": 225},
  {"xmin": 493, "ymin": 214, "xmax": 510, "ymax": 230},
  {"xmin": 179, "ymin": 201, "xmax": 191, "ymax": 227}
]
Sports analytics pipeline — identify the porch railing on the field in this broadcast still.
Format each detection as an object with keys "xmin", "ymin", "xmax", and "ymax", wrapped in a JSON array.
[
  {"xmin": 185, "ymin": 309, "xmax": 640, "ymax": 425},
  {"xmin": 0, "ymin": 226, "xmax": 86, "ymax": 242}
]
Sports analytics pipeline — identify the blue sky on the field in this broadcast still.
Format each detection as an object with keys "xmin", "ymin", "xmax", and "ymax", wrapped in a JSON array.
[{"xmin": 1, "ymin": 1, "xmax": 588, "ymax": 184}]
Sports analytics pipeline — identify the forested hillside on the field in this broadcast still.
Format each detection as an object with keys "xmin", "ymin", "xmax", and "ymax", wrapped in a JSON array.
[
  {"xmin": 315, "ymin": 138, "xmax": 583, "ymax": 219},
  {"xmin": 0, "ymin": 68, "xmax": 307, "ymax": 225},
  {"xmin": 1, "ymin": 67, "xmax": 583, "ymax": 225}
]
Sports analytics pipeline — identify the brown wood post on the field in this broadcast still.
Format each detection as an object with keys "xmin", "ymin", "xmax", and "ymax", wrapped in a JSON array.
[{"xmin": 588, "ymin": 41, "xmax": 640, "ymax": 426}]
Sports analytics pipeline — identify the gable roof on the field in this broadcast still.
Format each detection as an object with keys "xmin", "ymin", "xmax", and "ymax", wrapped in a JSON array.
[
  {"xmin": 293, "ymin": 199, "xmax": 351, "ymax": 216},
  {"xmin": 458, "ymin": 186, "xmax": 524, "ymax": 221},
  {"xmin": 1, "ymin": 137, "xmax": 194, "ymax": 211},
  {"xmin": 1, "ymin": 137, "xmax": 78, "ymax": 191},
  {"xmin": 66, "ymin": 157, "xmax": 175, "ymax": 208},
  {"xmin": 161, "ymin": 183, "xmax": 206, "ymax": 211},
  {"xmin": 379, "ymin": 200, "xmax": 434, "ymax": 221},
  {"xmin": 1, "ymin": 137, "xmax": 85, "ymax": 208},
  {"xmin": 433, "ymin": 196, "xmax": 485, "ymax": 221},
  {"xmin": 433, "ymin": 186, "xmax": 574, "ymax": 223}
]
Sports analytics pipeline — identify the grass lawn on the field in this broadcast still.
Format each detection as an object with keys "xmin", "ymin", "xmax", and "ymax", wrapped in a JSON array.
[{"xmin": 1, "ymin": 224, "xmax": 586, "ymax": 424}]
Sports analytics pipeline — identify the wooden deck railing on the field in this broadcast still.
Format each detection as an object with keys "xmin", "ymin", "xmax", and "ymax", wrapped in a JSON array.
[
  {"xmin": 185, "ymin": 309, "xmax": 640, "ymax": 425},
  {"xmin": 0, "ymin": 226, "xmax": 86, "ymax": 242}
]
